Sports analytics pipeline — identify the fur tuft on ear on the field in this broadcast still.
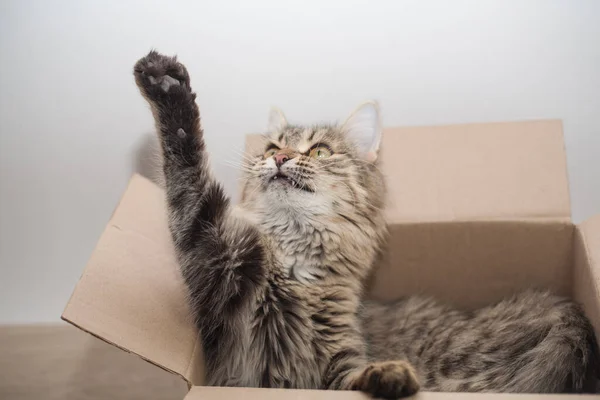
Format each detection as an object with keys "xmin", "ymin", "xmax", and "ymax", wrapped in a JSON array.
[
  {"xmin": 267, "ymin": 107, "xmax": 288, "ymax": 134},
  {"xmin": 341, "ymin": 101, "xmax": 382, "ymax": 162}
]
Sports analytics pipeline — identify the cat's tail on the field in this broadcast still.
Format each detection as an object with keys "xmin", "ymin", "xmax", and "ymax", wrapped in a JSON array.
[
  {"xmin": 510, "ymin": 294, "xmax": 600, "ymax": 393},
  {"xmin": 560, "ymin": 310, "xmax": 600, "ymax": 393}
]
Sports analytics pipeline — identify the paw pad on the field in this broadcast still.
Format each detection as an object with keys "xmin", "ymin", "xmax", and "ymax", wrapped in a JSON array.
[{"xmin": 148, "ymin": 75, "xmax": 181, "ymax": 92}]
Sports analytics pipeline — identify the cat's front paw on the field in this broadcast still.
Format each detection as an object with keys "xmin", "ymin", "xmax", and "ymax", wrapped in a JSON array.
[
  {"xmin": 133, "ymin": 50, "xmax": 191, "ymax": 102},
  {"xmin": 351, "ymin": 361, "xmax": 420, "ymax": 399}
]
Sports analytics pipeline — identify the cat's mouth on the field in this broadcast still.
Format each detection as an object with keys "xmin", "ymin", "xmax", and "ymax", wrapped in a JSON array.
[{"xmin": 270, "ymin": 173, "xmax": 313, "ymax": 192}]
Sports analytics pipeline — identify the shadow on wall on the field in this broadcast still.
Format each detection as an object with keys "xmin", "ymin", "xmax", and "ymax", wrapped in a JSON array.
[
  {"xmin": 131, "ymin": 131, "xmax": 246, "ymax": 204},
  {"xmin": 131, "ymin": 130, "xmax": 249, "ymax": 204},
  {"xmin": 132, "ymin": 133, "xmax": 164, "ymax": 187}
]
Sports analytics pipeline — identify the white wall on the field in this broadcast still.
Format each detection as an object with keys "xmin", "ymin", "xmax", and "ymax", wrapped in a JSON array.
[{"xmin": 1, "ymin": 0, "xmax": 599, "ymax": 324}]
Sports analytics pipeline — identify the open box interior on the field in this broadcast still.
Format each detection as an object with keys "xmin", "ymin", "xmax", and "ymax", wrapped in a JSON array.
[{"xmin": 62, "ymin": 120, "xmax": 600, "ymax": 399}]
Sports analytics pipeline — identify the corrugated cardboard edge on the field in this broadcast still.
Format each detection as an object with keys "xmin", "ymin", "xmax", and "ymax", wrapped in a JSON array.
[
  {"xmin": 574, "ymin": 214, "xmax": 600, "ymax": 338},
  {"xmin": 184, "ymin": 331, "xmax": 205, "ymax": 387},
  {"xmin": 556, "ymin": 120, "xmax": 573, "ymax": 218},
  {"xmin": 183, "ymin": 386, "xmax": 600, "ymax": 399}
]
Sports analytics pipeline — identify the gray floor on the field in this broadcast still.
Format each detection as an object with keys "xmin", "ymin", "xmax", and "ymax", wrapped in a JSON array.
[{"xmin": 0, "ymin": 324, "xmax": 188, "ymax": 400}]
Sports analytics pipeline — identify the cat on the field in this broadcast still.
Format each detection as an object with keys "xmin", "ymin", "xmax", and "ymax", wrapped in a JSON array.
[{"xmin": 133, "ymin": 50, "xmax": 599, "ymax": 397}]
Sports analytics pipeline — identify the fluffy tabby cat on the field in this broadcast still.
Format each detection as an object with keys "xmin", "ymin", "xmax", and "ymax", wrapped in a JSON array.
[{"xmin": 133, "ymin": 50, "xmax": 599, "ymax": 397}]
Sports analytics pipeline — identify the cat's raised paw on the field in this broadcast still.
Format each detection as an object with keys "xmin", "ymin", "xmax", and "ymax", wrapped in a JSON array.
[
  {"xmin": 133, "ymin": 50, "xmax": 191, "ymax": 99},
  {"xmin": 351, "ymin": 361, "xmax": 419, "ymax": 399}
]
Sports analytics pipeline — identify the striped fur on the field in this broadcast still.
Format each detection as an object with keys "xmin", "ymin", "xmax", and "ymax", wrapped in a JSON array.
[
  {"xmin": 134, "ymin": 50, "xmax": 598, "ymax": 397},
  {"xmin": 362, "ymin": 291, "xmax": 599, "ymax": 393}
]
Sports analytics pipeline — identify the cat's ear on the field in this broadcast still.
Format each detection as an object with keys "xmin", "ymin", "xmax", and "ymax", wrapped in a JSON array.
[
  {"xmin": 267, "ymin": 107, "xmax": 288, "ymax": 134},
  {"xmin": 341, "ymin": 101, "xmax": 382, "ymax": 162}
]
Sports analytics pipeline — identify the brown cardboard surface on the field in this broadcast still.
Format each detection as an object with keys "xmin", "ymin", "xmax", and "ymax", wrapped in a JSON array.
[
  {"xmin": 574, "ymin": 214, "xmax": 600, "ymax": 337},
  {"xmin": 246, "ymin": 120, "xmax": 571, "ymax": 223},
  {"xmin": 183, "ymin": 386, "xmax": 599, "ymax": 399},
  {"xmin": 369, "ymin": 221, "xmax": 574, "ymax": 308},
  {"xmin": 381, "ymin": 121, "xmax": 570, "ymax": 223},
  {"xmin": 61, "ymin": 175, "xmax": 204, "ymax": 385}
]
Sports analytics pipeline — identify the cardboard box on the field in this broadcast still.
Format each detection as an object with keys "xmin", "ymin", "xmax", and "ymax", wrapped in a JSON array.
[{"xmin": 62, "ymin": 120, "xmax": 600, "ymax": 399}]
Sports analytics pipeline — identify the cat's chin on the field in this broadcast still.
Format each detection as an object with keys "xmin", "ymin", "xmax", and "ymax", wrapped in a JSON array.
[
  {"xmin": 263, "ymin": 186, "xmax": 324, "ymax": 213},
  {"xmin": 270, "ymin": 173, "xmax": 297, "ymax": 187},
  {"xmin": 267, "ymin": 174, "xmax": 313, "ymax": 193}
]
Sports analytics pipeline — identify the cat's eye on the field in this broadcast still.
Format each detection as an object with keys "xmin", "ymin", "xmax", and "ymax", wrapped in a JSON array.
[
  {"xmin": 264, "ymin": 148, "xmax": 277, "ymax": 159},
  {"xmin": 309, "ymin": 146, "xmax": 332, "ymax": 159}
]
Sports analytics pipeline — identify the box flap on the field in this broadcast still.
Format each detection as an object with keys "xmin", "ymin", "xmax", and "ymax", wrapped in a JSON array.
[
  {"xmin": 574, "ymin": 214, "xmax": 600, "ymax": 337},
  {"xmin": 62, "ymin": 174, "xmax": 204, "ymax": 385},
  {"xmin": 183, "ymin": 386, "xmax": 597, "ymax": 399},
  {"xmin": 247, "ymin": 120, "xmax": 571, "ymax": 223}
]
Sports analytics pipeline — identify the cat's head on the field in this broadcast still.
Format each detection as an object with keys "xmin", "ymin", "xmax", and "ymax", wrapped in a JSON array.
[{"xmin": 241, "ymin": 102, "xmax": 386, "ymax": 222}]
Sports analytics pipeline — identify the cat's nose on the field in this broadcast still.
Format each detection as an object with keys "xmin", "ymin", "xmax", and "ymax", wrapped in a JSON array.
[{"xmin": 274, "ymin": 154, "xmax": 290, "ymax": 168}]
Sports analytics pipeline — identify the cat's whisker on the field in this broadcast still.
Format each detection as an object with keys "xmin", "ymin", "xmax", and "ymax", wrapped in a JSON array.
[
  {"xmin": 226, "ymin": 153, "xmax": 259, "ymax": 171},
  {"xmin": 347, "ymin": 157, "xmax": 385, "ymax": 175},
  {"xmin": 222, "ymin": 158, "xmax": 254, "ymax": 169},
  {"xmin": 243, "ymin": 180, "xmax": 263, "ymax": 202},
  {"xmin": 231, "ymin": 151, "xmax": 259, "ymax": 166},
  {"xmin": 221, "ymin": 159, "xmax": 259, "ymax": 173}
]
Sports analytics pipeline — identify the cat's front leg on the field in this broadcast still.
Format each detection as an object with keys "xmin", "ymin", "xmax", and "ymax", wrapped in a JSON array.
[
  {"xmin": 132, "ymin": 51, "xmax": 267, "ymax": 329},
  {"xmin": 324, "ymin": 348, "xmax": 420, "ymax": 399}
]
